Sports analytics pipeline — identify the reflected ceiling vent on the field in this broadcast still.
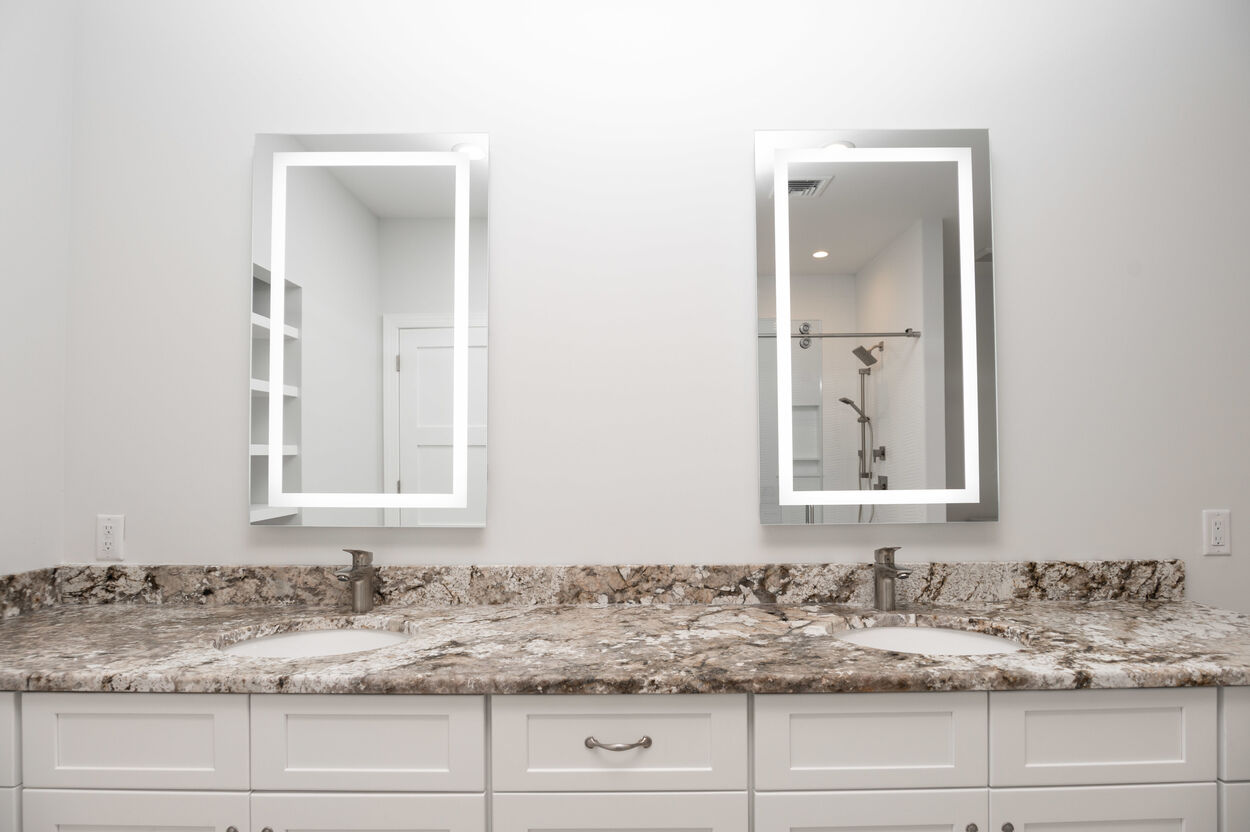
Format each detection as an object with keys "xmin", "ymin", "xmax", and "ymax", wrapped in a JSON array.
[{"xmin": 787, "ymin": 176, "xmax": 833, "ymax": 198}]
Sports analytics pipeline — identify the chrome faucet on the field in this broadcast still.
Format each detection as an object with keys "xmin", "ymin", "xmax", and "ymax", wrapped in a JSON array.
[
  {"xmin": 873, "ymin": 546, "xmax": 911, "ymax": 611},
  {"xmin": 335, "ymin": 549, "xmax": 375, "ymax": 613}
]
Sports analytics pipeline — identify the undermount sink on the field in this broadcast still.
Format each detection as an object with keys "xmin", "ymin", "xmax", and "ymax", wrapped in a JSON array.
[
  {"xmin": 836, "ymin": 626, "xmax": 1023, "ymax": 656},
  {"xmin": 220, "ymin": 628, "xmax": 411, "ymax": 659}
]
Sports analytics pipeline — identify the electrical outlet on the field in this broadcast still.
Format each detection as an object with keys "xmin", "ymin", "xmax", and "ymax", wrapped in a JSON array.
[
  {"xmin": 96, "ymin": 514, "xmax": 125, "ymax": 561},
  {"xmin": 1203, "ymin": 509, "xmax": 1231, "ymax": 556}
]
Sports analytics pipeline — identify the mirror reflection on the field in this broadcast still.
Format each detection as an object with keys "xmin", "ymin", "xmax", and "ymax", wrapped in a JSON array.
[
  {"xmin": 250, "ymin": 134, "xmax": 488, "ymax": 527},
  {"xmin": 756, "ymin": 131, "xmax": 998, "ymax": 524}
]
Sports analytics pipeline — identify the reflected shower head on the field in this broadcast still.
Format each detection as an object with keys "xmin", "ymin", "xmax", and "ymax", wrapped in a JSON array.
[
  {"xmin": 852, "ymin": 341, "xmax": 884, "ymax": 366},
  {"xmin": 838, "ymin": 397, "xmax": 868, "ymax": 420}
]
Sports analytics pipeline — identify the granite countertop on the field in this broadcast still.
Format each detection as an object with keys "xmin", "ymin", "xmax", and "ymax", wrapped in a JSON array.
[{"xmin": 1, "ymin": 598, "xmax": 1248, "ymax": 694}]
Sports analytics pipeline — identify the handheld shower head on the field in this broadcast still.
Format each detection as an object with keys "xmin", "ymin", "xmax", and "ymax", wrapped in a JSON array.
[
  {"xmin": 838, "ymin": 397, "xmax": 869, "ymax": 421},
  {"xmin": 853, "ymin": 341, "xmax": 885, "ymax": 366}
]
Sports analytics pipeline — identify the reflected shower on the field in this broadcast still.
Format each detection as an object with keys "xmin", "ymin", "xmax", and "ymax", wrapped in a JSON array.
[{"xmin": 853, "ymin": 341, "xmax": 884, "ymax": 366}]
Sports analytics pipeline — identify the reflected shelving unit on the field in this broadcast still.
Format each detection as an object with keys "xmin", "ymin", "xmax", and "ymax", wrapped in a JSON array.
[{"xmin": 249, "ymin": 263, "xmax": 303, "ymax": 524}]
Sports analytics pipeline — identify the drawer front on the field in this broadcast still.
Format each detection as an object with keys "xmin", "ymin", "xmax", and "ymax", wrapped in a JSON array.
[
  {"xmin": 1221, "ymin": 686, "xmax": 1250, "ymax": 779},
  {"xmin": 0, "ymin": 693, "xmax": 17, "ymax": 787},
  {"xmin": 251, "ymin": 694, "xmax": 484, "ymax": 791},
  {"xmin": 755, "ymin": 692, "xmax": 987, "ymax": 790},
  {"xmin": 492, "ymin": 694, "xmax": 747, "ymax": 792},
  {"xmin": 989, "ymin": 687, "xmax": 1217, "ymax": 786},
  {"xmin": 990, "ymin": 783, "xmax": 1217, "ymax": 830},
  {"xmin": 756, "ymin": 789, "xmax": 988, "ymax": 832},
  {"xmin": 0, "ymin": 787, "xmax": 17, "ymax": 832},
  {"xmin": 252, "ymin": 792, "xmax": 485, "ymax": 832},
  {"xmin": 22, "ymin": 788, "xmax": 249, "ymax": 832},
  {"xmin": 1223, "ymin": 781, "xmax": 1250, "ymax": 832},
  {"xmin": 492, "ymin": 792, "xmax": 748, "ymax": 832},
  {"xmin": 22, "ymin": 692, "xmax": 250, "ymax": 790}
]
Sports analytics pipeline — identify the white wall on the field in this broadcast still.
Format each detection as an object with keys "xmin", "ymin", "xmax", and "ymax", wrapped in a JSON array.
[
  {"xmin": 0, "ymin": 0, "xmax": 73, "ymax": 575},
  {"xmin": 50, "ymin": 1, "xmax": 1250, "ymax": 612}
]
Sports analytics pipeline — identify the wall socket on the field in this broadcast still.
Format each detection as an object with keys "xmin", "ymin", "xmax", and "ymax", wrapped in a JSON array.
[
  {"xmin": 96, "ymin": 514, "xmax": 125, "ymax": 561},
  {"xmin": 1203, "ymin": 509, "xmax": 1231, "ymax": 556}
]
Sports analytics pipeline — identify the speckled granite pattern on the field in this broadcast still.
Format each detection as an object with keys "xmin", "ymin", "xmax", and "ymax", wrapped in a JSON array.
[
  {"xmin": 0, "ymin": 568, "xmax": 57, "ymax": 619},
  {"xmin": 0, "ymin": 598, "xmax": 1243, "ymax": 694},
  {"xmin": 42, "ymin": 560, "xmax": 1184, "ymax": 608}
]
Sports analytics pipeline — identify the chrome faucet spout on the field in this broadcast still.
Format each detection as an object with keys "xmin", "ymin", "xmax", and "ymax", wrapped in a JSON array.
[
  {"xmin": 872, "ymin": 546, "xmax": 909, "ymax": 611},
  {"xmin": 337, "ymin": 549, "xmax": 376, "ymax": 613}
]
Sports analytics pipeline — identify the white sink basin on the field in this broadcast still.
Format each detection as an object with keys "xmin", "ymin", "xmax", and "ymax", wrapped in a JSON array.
[
  {"xmin": 836, "ymin": 626, "xmax": 1022, "ymax": 656},
  {"xmin": 221, "ymin": 628, "xmax": 410, "ymax": 659}
]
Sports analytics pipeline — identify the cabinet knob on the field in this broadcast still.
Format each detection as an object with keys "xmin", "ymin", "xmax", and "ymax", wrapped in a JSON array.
[
  {"xmin": 1002, "ymin": 825, "xmax": 1014, "ymax": 832},
  {"xmin": 226, "ymin": 828, "xmax": 238, "ymax": 832},
  {"xmin": 967, "ymin": 825, "xmax": 978, "ymax": 832}
]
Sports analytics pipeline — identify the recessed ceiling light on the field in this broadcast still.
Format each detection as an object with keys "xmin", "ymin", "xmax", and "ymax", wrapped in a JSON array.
[
  {"xmin": 825, "ymin": 140, "xmax": 856, "ymax": 150},
  {"xmin": 812, "ymin": 250, "xmax": 829, "ymax": 259},
  {"xmin": 452, "ymin": 143, "xmax": 486, "ymax": 160}
]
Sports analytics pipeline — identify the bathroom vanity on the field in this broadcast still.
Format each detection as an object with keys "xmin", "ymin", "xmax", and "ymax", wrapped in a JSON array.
[{"xmin": 0, "ymin": 560, "xmax": 1247, "ymax": 832}]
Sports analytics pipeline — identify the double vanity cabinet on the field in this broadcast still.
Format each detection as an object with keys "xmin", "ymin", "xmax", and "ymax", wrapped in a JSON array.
[{"xmin": 2, "ymin": 686, "xmax": 1247, "ymax": 832}]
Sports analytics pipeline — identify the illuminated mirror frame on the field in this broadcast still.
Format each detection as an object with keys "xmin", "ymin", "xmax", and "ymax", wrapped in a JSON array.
[
  {"xmin": 267, "ymin": 150, "xmax": 470, "ymax": 509},
  {"xmin": 773, "ymin": 146, "xmax": 979, "ymax": 507}
]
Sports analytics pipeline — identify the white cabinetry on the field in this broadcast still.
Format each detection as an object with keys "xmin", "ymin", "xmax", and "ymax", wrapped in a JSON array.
[
  {"xmin": 1221, "ymin": 685, "xmax": 1250, "ymax": 780},
  {"xmin": 252, "ymin": 793, "xmax": 485, "ymax": 832},
  {"xmin": 989, "ymin": 687, "xmax": 1217, "ymax": 786},
  {"xmin": 491, "ymin": 694, "xmax": 747, "ymax": 792},
  {"xmin": 0, "ymin": 787, "xmax": 17, "ymax": 832},
  {"xmin": 755, "ymin": 789, "xmax": 987, "ymax": 832},
  {"xmin": 21, "ymin": 693, "xmax": 250, "ymax": 790},
  {"xmin": 21, "ymin": 789, "xmax": 249, "ymax": 832},
  {"xmin": 251, "ymin": 694, "xmax": 484, "ymax": 792},
  {"xmin": 755, "ymin": 692, "xmax": 987, "ymax": 790},
  {"xmin": 1222, "ymin": 781, "xmax": 1250, "ymax": 832},
  {"xmin": 0, "ymin": 693, "xmax": 17, "ymax": 789},
  {"xmin": 491, "ymin": 792, "xmax": 748, "ymax": 832},
  {"xmin": 989, "ymin": 783, "xmax": 1217, "ymax": 830}
]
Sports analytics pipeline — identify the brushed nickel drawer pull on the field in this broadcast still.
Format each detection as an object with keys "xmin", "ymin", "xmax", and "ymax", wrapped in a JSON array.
[{"xmin": 585, "ymin": 735, "xmax": 653, "ymax": 751}]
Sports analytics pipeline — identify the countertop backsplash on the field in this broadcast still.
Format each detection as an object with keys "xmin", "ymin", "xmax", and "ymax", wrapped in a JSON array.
[{"xmin": 1, "ymin": 560, "xmax": 1183, "ymax": 618}]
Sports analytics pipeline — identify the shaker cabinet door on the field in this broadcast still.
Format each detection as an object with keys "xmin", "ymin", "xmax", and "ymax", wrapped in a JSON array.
[
  {"xmin": 251, "ymin": 793, "xmax": 485, "ymax": 832},
  {"xmin": 22, "ymin": 789, "xmax": 249, "ymax": 832},
  {"xmin": 755, "ymin": 789, "xmax": 987, "ymax": 832},
  {"xmin": 989, "ymin": 783, "xmax": 1217, "ymax": 830},
  {"xmin": 491, "ymin": 792, "xmax": 748, "ymax": 832}
]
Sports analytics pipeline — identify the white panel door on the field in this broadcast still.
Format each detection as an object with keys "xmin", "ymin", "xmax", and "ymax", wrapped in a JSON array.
[
  {"xmin": 1221, "ymin": 686, "xmax": 1250, "ymax": 780},
  {"xmin": 251, "ymin": 694, "xmax": 485, "ymax": 791},
  {"xmin": 755, "ymin": 789, "xmax": 987, "ymax": 832},
  {"xmin": 491, "ymin": 792, "xmax": 748, "ymax": 832},
  {"xmin": 22, "ymin": 693, "xmax": 250, "ymax": 790},
  {"xmin": 755, "ymin": 692, "xmax": 987, "ymax": 790},
  {"xmin": 22, "ymin": 789, "xmax": 249, "ymax": 832},
  {"xmin": 492, "ymin": 694, "xmax": 748, "ymax": 792},
  {"xmin": 252, "ymin": 793, "xmax": 484, "ymax": 832},
  {"xmin": 0, "ymin": 693, "xmax": 17, "ymax": 787},
  {"xmin": 0, "ymin": 786, "xmax": 17, "ymax": 832},
  {"xmin": 1222, "ymin": 781, "xmax": 1250, "ymax": 832},
  {"xmin": 989, "ymin": 687, "xmax": 1217, "ymax": 786},
  {"xmin": 989, "ymin": 783, "xmax": 1217, "ymax": 831}
]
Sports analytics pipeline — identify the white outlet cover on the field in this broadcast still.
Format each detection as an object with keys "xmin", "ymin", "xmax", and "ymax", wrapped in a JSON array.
[
  {"xmin": 1203, "ymin": 509, "xmax": 1231, "ymax": 556},
  {"xmin": 95, "ymin": 514, "xmax": 125, "ymax": 561}
]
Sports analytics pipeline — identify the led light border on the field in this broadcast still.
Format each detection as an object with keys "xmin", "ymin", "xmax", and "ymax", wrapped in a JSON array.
[
  {"xmin": 268, "ymin": 150, "xmax": 470, "ymax": 509},
  {"xmin": 774, "ymin": 146, "xmax": 980, "ymax": 506}
]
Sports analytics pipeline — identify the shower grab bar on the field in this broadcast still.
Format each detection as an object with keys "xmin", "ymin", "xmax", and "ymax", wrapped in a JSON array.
[{"xmin": 758, "ymin": 328, "xmax": 920, "ymax": 339}]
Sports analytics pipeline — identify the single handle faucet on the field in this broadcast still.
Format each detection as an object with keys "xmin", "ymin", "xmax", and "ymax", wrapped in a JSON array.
[
  {"xmin": 335, "ymin": 549, "xmax": 375, "ymax": 613},
  {"xmin": 873, "ymin": 546, "xmax": 911, "ymax": 611}
]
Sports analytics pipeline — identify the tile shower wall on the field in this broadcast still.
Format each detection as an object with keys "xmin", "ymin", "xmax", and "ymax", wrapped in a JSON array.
[{"xmin": 1, "ymin": 2, "xmax": 1247, "ymax": 612}]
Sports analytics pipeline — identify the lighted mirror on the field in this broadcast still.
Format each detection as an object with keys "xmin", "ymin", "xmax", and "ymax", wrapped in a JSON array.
[
  {"xmin": 756, "ymin": 130, "xmax": 997, "ymax": 524},
  {"xmin": 250, "ymin": 134, "xmax": 488, "ymax": 527}
]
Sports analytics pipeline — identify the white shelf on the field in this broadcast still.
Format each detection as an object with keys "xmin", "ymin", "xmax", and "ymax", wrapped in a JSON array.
[
  {"xmin": 251, "ymin": 313, "xmax": 300, "ymax": 340},
  {"xmin": 249, "ymin": 378, "xmax": 300, "ymax": 398},
  {"xmin": 249, "ymin": 444, "xmax": 298, "ymax": 457},
  {"xmin": 249, "ymin": 506, "xmax": 298, "ymax": 523}
]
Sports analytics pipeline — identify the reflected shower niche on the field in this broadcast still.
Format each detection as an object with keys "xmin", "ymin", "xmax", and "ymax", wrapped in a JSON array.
[{"xmin": 756, "ymin": 130, "xmax": 999, "ymax": 525}]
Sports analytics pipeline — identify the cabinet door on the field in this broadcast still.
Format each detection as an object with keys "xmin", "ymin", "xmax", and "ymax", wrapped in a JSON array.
[
  {"xmin": 0, "ymin": 787, "xmax": 17, "ymax": 831},
  {"xmin": 1221, "ymin": 687, "xmax": 1250, "ymax": 780},
  {"xmin": 22, "ymin": 692, "xmax": 250, "ymax": 790},
  {"xmin": 755, "ymin": 692, "xmax": 988, "ymax": 790},
  {"xmin": 989, "ymin": 783, "xmax": 1217, "ymax": 830},
  {"xmin": 1223, "ymin": 782, "xmax": 1250, "ymax": 832},
  {"xmin": 491, "ymin": 792, "xmax": 748, "ymax": 832},
  {"xmin": 251, "ymin": 694, "xmax": 485, "ymax": 791},
  {"xmin": 0, "ymin": 693, "xmax": 17, "ymax": 787},
  {"xmin": 755, "ymin": 789, "xmax": 987, "ymax": 832},
  {"xmin": 22, "ymin": 789, "xmax": 249, "ymax": 832},
  {"xmin": 252, "ymin": 793, "xmax": 484, "ymax": 832},
  {"xmin": 990, "ymin": 688, "xmax": 1217, "ymax": 786}
]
